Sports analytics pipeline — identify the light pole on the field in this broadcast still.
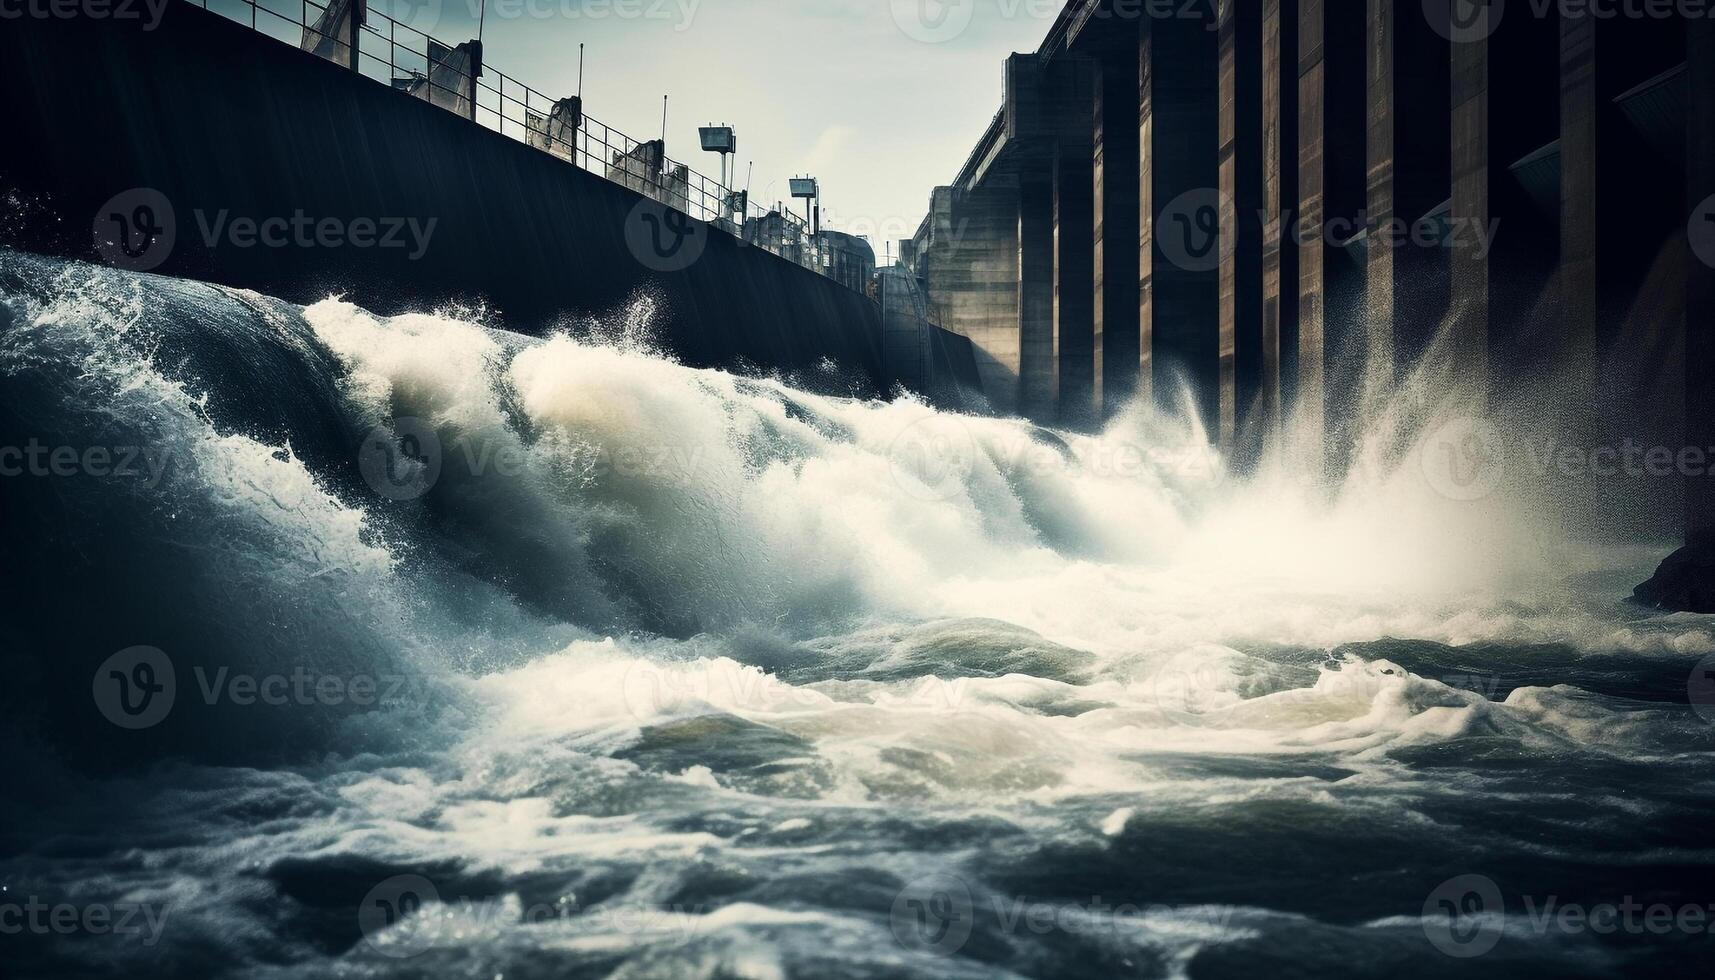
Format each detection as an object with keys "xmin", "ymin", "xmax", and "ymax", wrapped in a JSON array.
[
  {"xmin": 699, "ymin": 125, "xmax": 738, "ymax": 221},
  {"xmin": 789, "ymin": 176, "xmax": 819, "ymax": 236},
  {"xmin": 790, "ymin": 176, "xmax": 820, "ymax": 269}
]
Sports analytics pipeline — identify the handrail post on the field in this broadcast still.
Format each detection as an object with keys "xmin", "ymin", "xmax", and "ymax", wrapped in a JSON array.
[
  {"xmin": 349, "ymin": 0, "xmax": 364, "ymax": 72},
  {"xmin": 468, "ymin": 40, "xmax": 483, "ymax": 123}
]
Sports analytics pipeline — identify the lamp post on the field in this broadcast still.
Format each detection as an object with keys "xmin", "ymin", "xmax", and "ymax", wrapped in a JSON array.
[
  {"xmin": 790, "ymin": 176, "xmax": 820, "ymax": 270},
  {"xmin": 699, "ymin": 125, "xmax": 739, "ymax": 221},
  {"xmin": 789, "ymin": 176, "xmax": 819, "ymax": 236}
]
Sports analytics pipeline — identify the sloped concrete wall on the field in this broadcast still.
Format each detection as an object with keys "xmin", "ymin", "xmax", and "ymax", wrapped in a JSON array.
[{"xmin": 0, "ymin": 6, "xmax": 980, "ymax": 401}]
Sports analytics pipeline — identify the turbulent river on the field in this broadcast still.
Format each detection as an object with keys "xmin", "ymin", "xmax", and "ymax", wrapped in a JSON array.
[{"xmin": 2, "ymin": 249, "xmax": 1713, "ymax": 979}]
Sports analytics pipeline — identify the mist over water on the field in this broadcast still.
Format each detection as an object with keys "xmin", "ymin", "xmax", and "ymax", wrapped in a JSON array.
[{"xmin": 3, "ymin": 250, "xmax": 1714, "ymax": 978}]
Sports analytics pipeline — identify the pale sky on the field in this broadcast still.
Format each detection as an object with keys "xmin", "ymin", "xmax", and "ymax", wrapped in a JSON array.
[{"xmin": 384, "ymin": 0, "xmax": 1058, "ymax": 259}]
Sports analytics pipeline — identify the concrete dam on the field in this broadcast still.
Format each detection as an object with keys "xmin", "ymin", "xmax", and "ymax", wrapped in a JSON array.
[
  {"xmin": 0, "ymin": 0, "xmax": 983, "ymax": 404},
  {"xmin": 14, "ymin": 4, "xmax": 1715, "ymax": 977},
  {"xmin": 900, "ymin": 0, "xmax": 1715, "ymax": 550}
]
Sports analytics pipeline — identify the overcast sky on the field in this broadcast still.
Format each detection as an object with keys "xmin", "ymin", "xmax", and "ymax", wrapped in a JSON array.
[{"xmin": 384, "ymin": 0, "xmax": 1057, "ymax": 258}]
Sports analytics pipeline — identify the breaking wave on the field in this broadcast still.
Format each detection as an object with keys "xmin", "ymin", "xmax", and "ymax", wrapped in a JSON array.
[{"xmin": 3, "ymin": 250, "xmax": 1713, "ymax": 978}]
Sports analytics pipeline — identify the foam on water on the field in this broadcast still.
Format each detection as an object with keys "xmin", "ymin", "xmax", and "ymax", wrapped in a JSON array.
[{"xmin": 5, "ymin": 254, "xmax": 1715, "ymax": 977}]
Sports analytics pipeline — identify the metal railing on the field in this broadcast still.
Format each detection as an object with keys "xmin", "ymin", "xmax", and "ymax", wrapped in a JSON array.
[{"xmin": 183, "ymin": 0, "xmax": 836, "ymax": 280}]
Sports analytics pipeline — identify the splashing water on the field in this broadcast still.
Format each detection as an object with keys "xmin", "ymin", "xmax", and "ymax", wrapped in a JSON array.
[{"xmin": 2, "ymin": 251, "xmax": 1713, "ymax": 979}]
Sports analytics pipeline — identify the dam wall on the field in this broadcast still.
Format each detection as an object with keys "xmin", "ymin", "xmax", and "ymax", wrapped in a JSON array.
[
  {"xmin": 0, "ymin": 5, "xmax": 981, "ymax": 403},
  {"xmin": 908, "ymin": 0, "xmax": 1715, "ymax": 544}
]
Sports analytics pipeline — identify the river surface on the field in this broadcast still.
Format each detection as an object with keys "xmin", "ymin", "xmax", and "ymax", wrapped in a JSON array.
[{"xmin": 2, "ymin": 250, "xmax": 1713, "ymax": 978}]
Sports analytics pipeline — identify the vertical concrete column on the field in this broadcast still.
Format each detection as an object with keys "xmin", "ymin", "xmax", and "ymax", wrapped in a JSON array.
[
  {"xmin": 1560, "ymin": 10, "xmax": 1597, "ymax": 386},
  {"xmin": 1055, "ymin": 146, "xmax": 1097, "ymax": 428},
  {"xmin": 1094, "ymin": 28, "xmax": 1143, "ymax": 418},
  {"xmin": 919, "ymin": 185, "xmax": 1021, "ymax": 414},
  {"xmin": 1260, "ymin": 0, "xmax": 1290, "ymax": 455},
  {"xmin": 1296, "ymin": 0, "xmax": 1326, "ymax": 471},
  {"xmin": 1689, "ymin": 19, "xmax": 1715, "ymax": 543},
  {"xmin": 1154, "ymin": 12, "xmax": 1221, "ymax": 428},
  {"xmin": 1219, "ymin": 4, "xmax": 1238, "ymax": 446},
  {"xmin": 1018, "ymin": 177, "xmax": 1057, "ymax": 423},
  {"xmin": 1364, "ymin": 0, "xmax": 1398, "ymax": 400},
  {"xmin": 1220, "ymin": 0, "xmax": 1265, "ymax": 457},
  {"xmin": 1365, "ymin": 0, "xmax": 1451, "ymax": 381},
  {"xmin": 1449, "ymin": 15, "xmax": 1490, "ymax": 394}
]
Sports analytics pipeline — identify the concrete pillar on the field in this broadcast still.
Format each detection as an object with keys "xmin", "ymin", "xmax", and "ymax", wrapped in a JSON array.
[
  {"xmin": 1261, "ymin": 0, "xmax": 1296, "ymax": 455},
  {"xmin": 1220, "ymin": 0, "xmax": 1265, "ymax": 458},
  {"xmin": 1560, "ymin": 10, "xmax": 1598, "ymax": 387},
  {"xmin": 1296, "ymin": 0, "xmax": 1326, "ymax": 470},
  {"xmin": 919, "ymin": 185, "xmax": 1021, "ymax": 414},
  {"xmin": 1018, "ymin": 177, "xmax": 1057, "ymax": 422},
  {"xmin": 1094, "ymin": 32, "xmax": 1142, "ymax": 418},
  {"xmin": 1690, "ymin": 19, "xmax": 1715, "ymax": 543},
  {"xmin": 1153, "ymin": 12, "xmax": 1221, "ymax": 427},
  {"xmin": 1449, "ymin": 14, "xmax": 1490, "ymax": 394},
  {"xmin": 1365, "ymin": 0, "xmax": 1452, "ymax": 383},
  {"xmin": 1363, "ymin": 0, "xmax": 1398, "ymax": 398},
  {"xmin": 1055, "ymin": 146, "xmax": 1097, "ymax": 427}
]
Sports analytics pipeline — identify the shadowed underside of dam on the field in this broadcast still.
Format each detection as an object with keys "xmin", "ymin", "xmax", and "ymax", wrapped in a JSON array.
[{"xmin": 903, "ymin": 0, "xmax": 1715, "ymax": 542}]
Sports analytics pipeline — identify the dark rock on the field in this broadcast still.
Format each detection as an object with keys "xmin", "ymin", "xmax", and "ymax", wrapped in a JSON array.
[{"xmin": 1632, "ymin": 543, "xmax": 1715, "ymax": 613}]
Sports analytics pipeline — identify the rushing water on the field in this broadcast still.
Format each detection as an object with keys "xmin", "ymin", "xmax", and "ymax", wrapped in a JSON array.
[{"xmin": 2, "ymin": 249, "xmax": 1713, "ymax": 979}]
